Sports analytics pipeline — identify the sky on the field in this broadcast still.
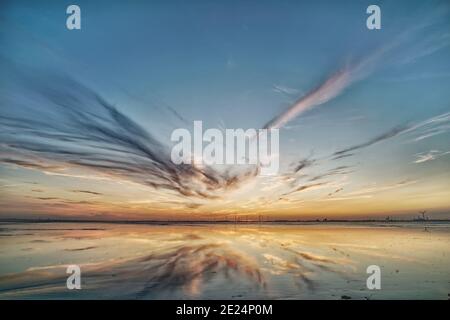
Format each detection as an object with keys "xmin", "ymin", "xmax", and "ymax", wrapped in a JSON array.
[{"xmin": 0, "ymin": 0, "xmax": 449, "ymax": 220}]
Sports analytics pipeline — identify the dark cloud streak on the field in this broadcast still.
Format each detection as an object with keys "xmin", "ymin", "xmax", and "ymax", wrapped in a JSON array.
[{"xmin": 0, "ymin": 72, "xmax": 257, "ymax": 199}]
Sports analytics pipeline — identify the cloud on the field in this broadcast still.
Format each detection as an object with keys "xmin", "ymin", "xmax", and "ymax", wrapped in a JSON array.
[
  {"xmin": 71, "ymin": 190, "xmax": 103, "ymax": 195},
  {"xmin": 263, "ymin": 14, "xmax": 449, "ymax": 131},
  {"xmin": 413, "ymin": 150, "xmax": 450, "ymax": 164},
  {"xmin": 281, "ymin": 181, "xmax": 329, "ymax": 197},
  {"xmin": 292, "ymin": 157, "xmax": 316, "ymax": 174},
  {"xmin": 410, "ymin": 113, "xmax": 450, "ymax": 142},
  {"xmin": 308, "ymin": 166, "xmax": 353, "ymax": 182},
  {"xmin": 332, "ymin": 126, "xmax": 408, "ymax": 158},
  {"xmin": 332, "ymin": 112, "xmax": 450, "ymax": 159},
  {"xmin": 1, "ymin": 13, "xmax": 448, "ymax": 207},
  {"xmin": 345, "ymin": 180, "xmax": 417, "ymax": 197},
  {"xmin": 328, "ymin": 187, "xmax": 343, "ymax": 197},
  {"xmin": 264, "ymin": 68, "xmax": 354, "ymax": 129},
  {"xmin": 331, "ymin": 153, "xmax": 354, "ymax": 161},
  {"xmin": 65, "ymin": 246, "xmax": 97, "ymax": 252},
  {"xmin": 31, "ymin": 196, "xmax": 101, "ymax": 206},
  {"xmin": 0, "ymin": 158, "xmax": 64, "ymax": 171},
  {"xmin": 35, "ymin": 197, "xmax": 59, "ymax": 201},
  {"xmin": 314, "ymin": 180, "xmax": 417, "ymax": 202},
  {"xmin": 400, "ymin": 32, "xmax": 450, "ymax": 65},
  {"xmin": 272, "ymin": 84, "xmax": 300, "ymax": 96},
  {"xmin": 263, "ymin": 38, "xmax": 403, "ymax": 130},
  {"xmin": 0, "ymin": 73, "xmax": 257, "ymax": 200}
]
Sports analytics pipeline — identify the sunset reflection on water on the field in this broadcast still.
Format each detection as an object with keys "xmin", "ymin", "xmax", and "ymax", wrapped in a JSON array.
[{"xmin": 0, "ymin": 222, "xmax": 449, "ymax": 299}]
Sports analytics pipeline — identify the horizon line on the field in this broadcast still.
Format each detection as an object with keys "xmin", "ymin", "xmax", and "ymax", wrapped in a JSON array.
[{"xmin": 1, "ymin": 218, "xmax": 449, "ymax": 224}]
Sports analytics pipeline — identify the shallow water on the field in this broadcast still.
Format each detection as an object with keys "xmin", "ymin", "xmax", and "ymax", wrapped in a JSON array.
[{"xmin": 0, "ymin": 222, "xmax": 449, "ymax": 299}]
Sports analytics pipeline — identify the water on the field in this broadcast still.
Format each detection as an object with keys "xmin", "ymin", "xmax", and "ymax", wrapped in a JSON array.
[{"xmin": 0, "ymin": 222, "xmax": 449, "ymax": 299}]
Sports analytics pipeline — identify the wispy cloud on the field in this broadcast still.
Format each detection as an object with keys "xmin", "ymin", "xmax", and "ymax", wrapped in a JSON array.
[
  {"xmin": 1, "ymin": 11, "xmax": 449, "ymax": 208},
  {"xmin": 272, "ymin": 84, "xmax": 300, "ymax": 96},
  {"xmin": 264, "ymin": 67, "xmax": 353, "ymax": 129},
  {"xmin": 263, "ymin": 11, "xmax": 449, "ymax": 131},
  {"xmin": 71, "ymin": 190, "xmax": 103, "ymax": 195},
  {"xmin": 332, "ymin": 112, "xmax": 450, "ymax": 159},
  {"xmin": 345, "ymin": 180, "xmax": 418, "ymax": 197},
  {"xmin": 0, "ymin": 73, "xmax": 257, "ymax": 200},
  {"xmin": 413, "ymin": 150, "xmax": 450, "ymax": 164},
  {"xmin": 332, "ymin": 126, "xmax": 408, "ymax": 159},
  {"xmin": 328, "ymin": 187, "xmax": 343, "ymax": 197},
  {"xmin": 263, "ymin": 38, "xmax": 403, "ymax": 130},
  {"xmin": 400, "ymin": 32, "xmax": 450, "ymax": 65},
  {"xmin": 410, "ymin": 113, "xmax": 450, "ymax": 142}
]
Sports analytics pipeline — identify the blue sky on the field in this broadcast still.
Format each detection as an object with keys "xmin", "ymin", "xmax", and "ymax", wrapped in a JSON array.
[{"xmin": 0, "ymin": 0, "xmax": 449, "ymax": 220}]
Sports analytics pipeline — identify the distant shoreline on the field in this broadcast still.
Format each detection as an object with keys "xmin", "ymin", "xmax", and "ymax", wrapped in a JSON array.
[{"xmin": 0, "ymin": 218, "xmax": 449, "ymax": 225}]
